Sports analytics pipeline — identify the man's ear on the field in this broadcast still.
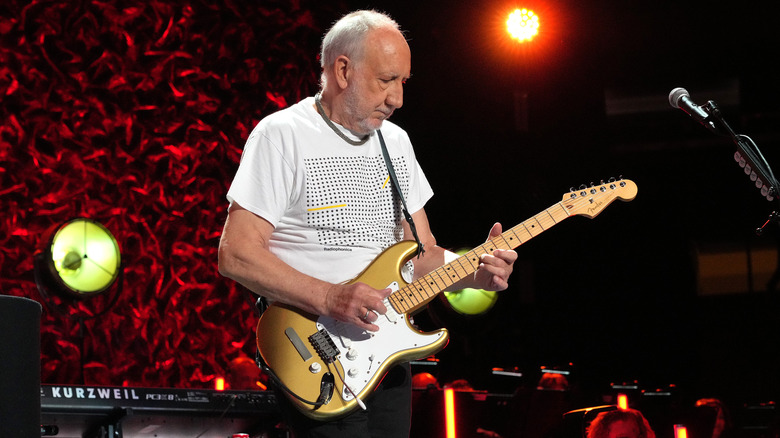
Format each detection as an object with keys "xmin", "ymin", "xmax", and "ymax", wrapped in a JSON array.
[{"xmin": 333, "ymin": 55, "xmax": 351, "ymax": 90}]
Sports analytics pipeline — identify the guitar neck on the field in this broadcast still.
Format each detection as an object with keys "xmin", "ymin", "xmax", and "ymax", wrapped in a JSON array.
[{"xmin": 388, "ymin": 201, "xmax": 571, "ymax": 314}]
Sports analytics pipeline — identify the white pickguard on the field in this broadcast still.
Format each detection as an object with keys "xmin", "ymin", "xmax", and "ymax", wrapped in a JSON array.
[{"xmin": 315, "ymin": 282, "xmax": 445, "ymax": 401}]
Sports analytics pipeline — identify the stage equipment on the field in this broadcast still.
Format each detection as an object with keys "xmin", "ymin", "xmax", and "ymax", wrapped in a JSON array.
[
  {"xmin": 40, "ymin": 384, "xmax": 279, "ymax": 437},
  {"xmin": 34, "ymin": 218, "xmax": 121, "ymax": 297},
  {"xmin": 507, "ymin": 8, "xmax": 540, "ymax": 42},
  {"xmin": 669, "ymin": 87, "xmax": 780, "ymax": 222},
  {"xmin": 411, "ymin": 386, "xmax": 512, "ymax": 438},
  {"xmin": 33, "ymin": 218, "xmax": 124, "ymax": 384},
  {"xmin": 486, "ymin": 367, "xmax": 524, "ymax": 395},
  {"xmin": 606, "ymin": 381, "xmax": 641, "ymax": 407},
  {"xmin": 674, "ymin": 424, "xmax": 689, "ymax": 438},
  {"xmin": 537, "ymin": 366, "xmax": 571, "ymax": 391},
  {"xmin": 0, "ymin": 296, "xmax": 42, "ymax": 437},
  {"xmin": 668, "ymin": 88, "xmax": 721, "ymax": 135},
  {"xmin": 737, "ymin": 402, "xmax": 777, "ymax": 437}
]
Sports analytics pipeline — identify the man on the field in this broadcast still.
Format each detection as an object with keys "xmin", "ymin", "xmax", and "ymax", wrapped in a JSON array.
[{"xmin": 218, "ymin": 9, "xmax": 517, "ymax": 437}]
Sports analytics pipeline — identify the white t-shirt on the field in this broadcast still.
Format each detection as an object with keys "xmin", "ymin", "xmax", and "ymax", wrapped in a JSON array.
[{"xmin": 227, "ymin": 97, "xmax": 433, "ymax": 284}]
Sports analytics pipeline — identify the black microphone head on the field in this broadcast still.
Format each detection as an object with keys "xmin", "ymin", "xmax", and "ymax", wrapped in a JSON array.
[{"xmin": 668, "ymin": 87, "xmax": 689, "ymax": 108}]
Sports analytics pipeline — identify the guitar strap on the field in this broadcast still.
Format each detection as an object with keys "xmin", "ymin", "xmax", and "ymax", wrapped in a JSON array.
[{"xmin": 377, "ymin": 129, "xmax": 425, "ymax": 257}]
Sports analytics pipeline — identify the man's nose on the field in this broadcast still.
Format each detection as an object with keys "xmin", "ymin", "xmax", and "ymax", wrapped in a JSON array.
[{"xmin": 386, "ymin": 83, "xmax": 403, "ymax": 109}]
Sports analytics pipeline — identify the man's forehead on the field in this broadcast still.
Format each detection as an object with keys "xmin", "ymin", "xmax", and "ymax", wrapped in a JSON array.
[{"xmin": 361, "ymin": 29, "xmax": 411, "ymax": 73}]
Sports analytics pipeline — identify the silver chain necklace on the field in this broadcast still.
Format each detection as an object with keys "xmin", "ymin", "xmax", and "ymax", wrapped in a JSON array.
[{"xmin": 314, "ymin": 93, "xmax": 370, "ymax": 146}]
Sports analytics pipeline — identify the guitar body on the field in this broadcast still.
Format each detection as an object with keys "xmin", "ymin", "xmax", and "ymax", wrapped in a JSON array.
[{"xmin": 256, "ymin": 240, "xmax": 450, "ymax": 420}]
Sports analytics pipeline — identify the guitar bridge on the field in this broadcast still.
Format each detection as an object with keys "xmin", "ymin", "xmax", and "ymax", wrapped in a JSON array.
[{"xmin": 309, "ymin": 329, "xmax": 340, "ymax": 363}]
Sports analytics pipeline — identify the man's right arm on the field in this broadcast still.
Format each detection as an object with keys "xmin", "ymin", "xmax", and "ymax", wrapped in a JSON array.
[{"xmin": 217, "ymin": 202, "xmax": 388, "ymax": 330}]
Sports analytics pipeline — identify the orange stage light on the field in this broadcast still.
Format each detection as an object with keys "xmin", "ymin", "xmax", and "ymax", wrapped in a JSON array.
[
  {"xmin": 675, "ymin": 425, "xmax": 688, "ymax": 438},
  {"xmin": 444, "ymin": 388, "xmax": 457, "ymax": 438},
  {"xmin": 214, "ymin": 376, "xmax": 225, "ymax": 391},
  {"xmin": 617, "ymin": 393, "xmax": 629, "ymax": 410},
  {"xmin": 506, "ymin": 8, "xmax": 540, "ymax": 43}
]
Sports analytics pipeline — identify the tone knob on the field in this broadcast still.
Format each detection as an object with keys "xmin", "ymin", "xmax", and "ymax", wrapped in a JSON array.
[
  {"xmin": 309, "ymin": 362, "xmax": 322, "ymax": 373},
  {"xmin": 346, "ymin": 348, "xmax": 359, "ymax": 360}
]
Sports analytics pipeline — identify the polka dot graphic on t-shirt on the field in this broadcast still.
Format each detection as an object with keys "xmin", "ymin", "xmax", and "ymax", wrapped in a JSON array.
[{"xmin": 304, "ymin": 155, "xmax": 409, "ymax": 248}]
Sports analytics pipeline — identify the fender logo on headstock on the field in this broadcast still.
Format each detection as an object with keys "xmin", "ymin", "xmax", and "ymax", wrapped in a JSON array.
[{"xmin": 588, "ymin": 200, "xmax": 604, "ymax": 214}]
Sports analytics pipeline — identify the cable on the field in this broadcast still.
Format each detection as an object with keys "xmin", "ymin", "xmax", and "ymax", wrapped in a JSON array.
[
  {"xmin": 255, "ymin": 350, "xmax": 327, "ymax": 407},
  {"xmin": 331, "ymin": 362, "xmax": 367, "ymax": 411}
]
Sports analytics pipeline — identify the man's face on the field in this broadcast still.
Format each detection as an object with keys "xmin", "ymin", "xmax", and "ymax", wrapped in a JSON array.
[{"xmin": 343, "ymin": 28, "xmax": 411, "ymax": 135}]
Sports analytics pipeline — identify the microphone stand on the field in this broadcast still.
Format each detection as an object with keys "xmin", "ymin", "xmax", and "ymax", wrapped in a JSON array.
[
  {"xmin": 701, "ymin": 100, "xmax": 780, "ymax": 293},
  {"xmin": 702, "ymin": 100, "xmax": 780, "ymax": 235}
]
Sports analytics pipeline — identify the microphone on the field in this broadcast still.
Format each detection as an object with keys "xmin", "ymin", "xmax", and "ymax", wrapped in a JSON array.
[{"xmin": 668, "ymin": 87, "xmax": 720, "ymax": 134}]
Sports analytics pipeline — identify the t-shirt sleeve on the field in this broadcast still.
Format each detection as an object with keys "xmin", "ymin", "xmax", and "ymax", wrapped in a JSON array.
[{"xmin": 226, "ymin": 123, "xmax": 296, "ymax": 227}]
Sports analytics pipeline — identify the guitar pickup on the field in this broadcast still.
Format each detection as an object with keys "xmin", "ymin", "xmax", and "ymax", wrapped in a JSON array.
[
  {"xmin": 339, "ymin": 334, "xmax": 352, "ymax": 349},
  {"xmin": 383, "ymin": 297, "xmax": 398, "ymax": 323},
  {"xmin": 384, "ymin": 309, "xmax": 398, "ymax": 323},
  {"xmin": 383, "ymin": 285, "xmax": 399, "ymax": 323}
]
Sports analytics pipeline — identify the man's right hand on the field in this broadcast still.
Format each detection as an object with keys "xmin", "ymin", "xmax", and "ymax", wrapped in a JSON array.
[{"xmin": 324, "ymin": 282, "xmax": 391, "ymax": 332}]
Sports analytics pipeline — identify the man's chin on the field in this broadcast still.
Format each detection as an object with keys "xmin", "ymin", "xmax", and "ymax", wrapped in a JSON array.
[
  {"xmin": 357, "ymin": 119, "xmax": 384, "ymax": 135},
  {"xmin": 368, "ymin": 118, "xmax": 386, "ymax": 131}
]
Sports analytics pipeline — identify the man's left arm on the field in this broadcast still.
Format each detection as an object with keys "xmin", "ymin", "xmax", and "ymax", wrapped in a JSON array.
[{"xmin": 402, "ymin": 208, "xmax": 517, "ymax": 292}]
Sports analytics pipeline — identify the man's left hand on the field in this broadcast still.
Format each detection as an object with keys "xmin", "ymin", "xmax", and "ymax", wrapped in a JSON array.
[{"xmin": 474, "ymin": 222, "xmax": 517, "ymax": 291}]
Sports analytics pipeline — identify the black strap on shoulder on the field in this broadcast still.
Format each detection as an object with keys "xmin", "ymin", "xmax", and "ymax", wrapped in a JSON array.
[{"xmin": 377, "ymin": 130, "xmax": 425, "ymax": 257}]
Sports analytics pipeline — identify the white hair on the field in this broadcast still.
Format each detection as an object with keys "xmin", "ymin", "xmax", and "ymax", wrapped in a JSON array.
[{"xmin": 319, "ymin": 10, "xmax": 402, "ymax": 87}]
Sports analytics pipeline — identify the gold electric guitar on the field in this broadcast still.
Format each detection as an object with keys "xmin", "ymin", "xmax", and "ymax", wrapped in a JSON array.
[{"xmin": 255, "ymin": 178, "xmax": 638, "ymax": 420}]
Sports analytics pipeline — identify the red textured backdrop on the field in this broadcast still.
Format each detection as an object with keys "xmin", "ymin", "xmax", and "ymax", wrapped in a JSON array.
[{"xmin": 0, "ymin": 0, "xmax": 339, "ymax": 388}]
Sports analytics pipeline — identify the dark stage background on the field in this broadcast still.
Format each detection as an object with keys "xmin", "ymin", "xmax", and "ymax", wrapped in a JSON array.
[{"xmin": 2, "ymin": 0, "xmax": 779, "ymax": 432}]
